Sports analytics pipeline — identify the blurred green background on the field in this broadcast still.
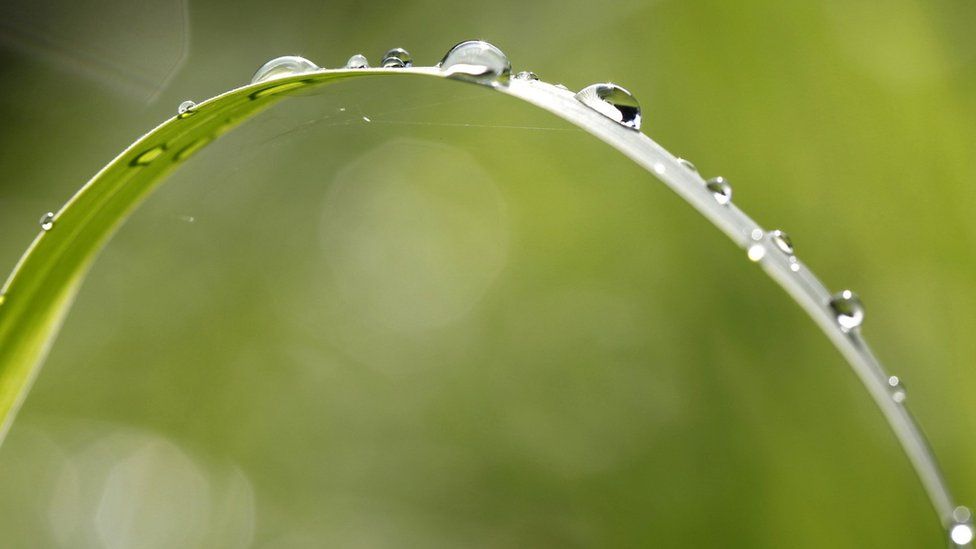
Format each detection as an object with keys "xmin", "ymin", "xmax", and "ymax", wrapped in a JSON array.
[{"xmin": 1, "ymin": 0, "xmax": 975, "ymax": 547}]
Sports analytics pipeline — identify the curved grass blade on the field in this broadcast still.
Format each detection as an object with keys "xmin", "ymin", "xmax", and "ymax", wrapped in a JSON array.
[{"xmin": 0, "ymin": 61, "xmax": 968, "ymax": 542}]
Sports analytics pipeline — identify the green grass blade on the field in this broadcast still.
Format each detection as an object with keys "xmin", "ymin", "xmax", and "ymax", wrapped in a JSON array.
[{"xmin": 0, "ymin": 64, "xmax": 966, "ymax": 538}]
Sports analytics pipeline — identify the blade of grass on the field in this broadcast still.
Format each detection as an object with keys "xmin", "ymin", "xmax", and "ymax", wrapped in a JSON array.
[{"xmin": 0, "ymin": 65, "xmax": 966, "ymax": 538}]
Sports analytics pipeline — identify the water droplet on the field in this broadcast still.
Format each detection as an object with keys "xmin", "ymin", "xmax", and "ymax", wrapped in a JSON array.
[
  {"xmin": 249, "ymin": 80, "xmax": 310, "ymax": 100},
  {"xmin": 770, "ymin": 230, "xmax": 794, "ymax": 255},
  {"xmin": 955, "ymin": 507, "xmax": 973, "ymax": 524},
  {"xmin": 177, "ymin": 100, "xmax": 196, "ymax": 118},
  {"xmin": 39, "ymin": 212, "xmax": 55, "ymax": 231},
  {"xmin": 951, "ymin": 508, "xmax": 974, "ymax": 547},
  {"xmin": 362, "ymin": 116, "xmax": 371, "ymax": 123},
  {"xmin": 345, "ymin": 54, "xmax": 369, "ymax": 69},
  {"xmin": 789, "ymin": 256, "xmax": 801, "ymax": 272},
  {"xmin": 887, "ymin": 376, "xmax": 907, "ymax": 403},
  {"xmin": 251, "ymin": 55, "xmax": 319, "ymax": 84},
  {"xmin": 554, "ymin": 83, "xmax": 570, "ymax": 91},
  {"xmin": 706, "ymin": 177, "xmax": 733, "ymax": 205},
  {"xmin": 575, "ymin": 83, "xmax": 642, "ymax": 130},
  {"xmin": 514, "ymin": 71, "xmax": 538, "ymax": 81},
  {"xmin": 439, "ymin": 40, "xmax": 511, "ymax": 84},
  {"xmin": 381, "ymin": 48, "xmax": 412, "ymax": 68},
  {"xmin": 751, "ymin": 229, "xmax": 764, "ymax": 241},
  {"xmin": 747, "ymin": 244, "xmax": 766, "ymax": 262},
  {"xmin": 130, "ymin": 144, "xmax": 166, "ymax": 166},
  {"xmin": 653, "ymin": 163, "xmax": 666, "ymax": 175},
  {"xmin": 677, "ymin": 158, "xmax": 697, "ymax": 173},
  {"xmin": 829, "ymin": 290, "xmax": 864, "ymax": 331}
]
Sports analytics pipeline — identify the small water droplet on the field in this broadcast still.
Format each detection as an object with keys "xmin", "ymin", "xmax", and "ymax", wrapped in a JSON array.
[
  {"xmin": 706, "ymin": 177, "xmax": 733, "ymax": 205},
  {"xmin": 829, "ymin": 290, "xmax": 864, "ymax": 331},
  {"xmin": 677, "ymin": 158, "xmax": 697, "ymax": 173},
  {"xmin": 514, "ymin": 71, "xmax": 538, "ymax": 81},
  {"xmin": 39, "ymin": 212, "xmax": 55, "ymax": 231},
  {"xmin": 130, "ymin": 144, "xmax": 166, "ymax": 166},
  {"xmin": 955, "ymin": 507, "xmax": 973, "ymax": 524},
  {"xmin": 439, "ymin": 40, "xmax": 511, "ymax": 84},
  {"xmin": 554, "ymin": 83, "xmax": 570, "ymax": 91},
  {"xmin": 770, "ymin": 230, "xmax": 794, "ymax": 255},
  {"xmin": 951, "ymin": 508, "xmax": 974, "ymax": 547},
  {"xmin": 177, "ymin": 100, "xmax": 196, "ymax": 117},
  {"xmin": 575, "ymin": 83, "xmax": 642, "ymax": 130},
  {"xmin": 747, "ymin": 244, "xmax": 766, "ymax": 262},
  {"xmin": 789, "ymin": 256, "xmax": 801, "ymax": 272},
  {"xmin": 345, "ymin": 54, "xmax": 369, "ymax": 69},
  {"xmin": 653, "ymin": 163, "xmax": 666, "ymax": 175},
  {"xmin": 751, "ymin": 228, "xmax": 764, "ymax": 241},
  {"xmin": 251, "ymin": 55, "xmax": 319, "ymax": 84},
  {"xmin": 381, "ymin": 48, "xmax": 412, "ymax": 68},
  {"xmin": 887, "ymin": 375, "xmax": 907, "ymax": 403}
]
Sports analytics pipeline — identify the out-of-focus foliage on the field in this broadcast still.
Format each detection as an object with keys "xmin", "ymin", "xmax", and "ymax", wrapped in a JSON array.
[{"xmin": 0, "ymin": 0, "xmax": 974, "ymax": 547}]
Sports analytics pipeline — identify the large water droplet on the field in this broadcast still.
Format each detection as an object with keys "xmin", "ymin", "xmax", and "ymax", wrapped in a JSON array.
[
  {"xmin": 177, "ymin": 100, "xmax": 196, "ymax": 117},
  {"xmin": 381, "ymin": 48, "xmax": 412, "ymax": 68},
  {"xmin": 514, "ymin": 71, "xmax": 538, "ymax": 81},
  {"xmin": 770, "ymin": 230, "xmax": 794, "ymax": 255},
  {"xmin": 249, "ymin": 80, "xmax": 310, "ymax": 100},
  {"xmin": 439, "ymin": 40, "xmax": 511, "ymax": 84},
  {"xmin": 39, "ymin": 212, "xmax": 55, "ymax": 231},
  {"xmin": 887, "ymin": 375, "xmax": 907, "ymax": 403},
  {"xmin": 829, "ymin": 290, "xmax": 864, "ymax": 331},
  {"xmin": 251, "ymin": 55, "xmax": 319, "ymax": 84},
  {"xmin": 951, "ymin": 507, "xmax": 974, "ymax": 546},
  {"xmin": 575, "ymin": 83, "xmax": 642, "ymax": 130},
  {"xmin": 345, "ymin": 54, "xmax": 369, "ymax": 69},
  {"xmin": 706, "ymin": 177, "xmax": 732, "ymax": 205}
]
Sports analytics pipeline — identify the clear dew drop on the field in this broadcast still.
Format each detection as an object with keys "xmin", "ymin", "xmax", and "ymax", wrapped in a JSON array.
[
  {"xmin": 381, "ymin": 48, "xmax": 412, "ymax": 68},
  {"xmin": 951, "ymin": 508, "xmax": 974, "ymax": 547},
  {"xmin": 514, "ymin": 71, "xmax": 538, "ymax": 81},
  {"xmin": 747, "ymin": 244, "xmax": 766, "ymax": 262},
  {"xmin": 251, "ymin": 55, "xmax": 320, "ymax": 84},
  {"xmin": 39, "ymin": 212, "xmax": 55, "ymax": 231},
  {"xmin": 887, "ymin": 375, "xmax": 907, "ymax": 403},
  {"xmin": 770, "ymin": 230, "xmax": 794, "ymax": 255},
  {"xmin": 706, "ymin": 177, "xmax": 733, "ymax": 205},
  {"xmin": 575, "ymin": 83, "xmax": 642, "ymax": 130},
  {"xmin": 345, "ymin": 54, "xmax": 369, "ymax": 69},
  {"xmin": 439, "ymin": 40, "xmax": 511, "ymax": 84},
  {"xmin": 829, "ymin": 290, "xmax": 864, "ymax": 331},
  {"xmin": 677, "ymin": 158, "xmax": 697, "ymax": 173},
  {"xmin": 177, "ymin": 100, "xmax": 196, "ymax": 117}
]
